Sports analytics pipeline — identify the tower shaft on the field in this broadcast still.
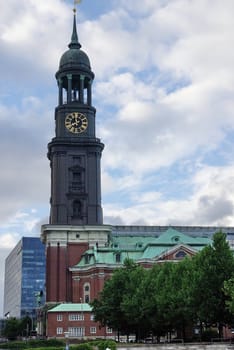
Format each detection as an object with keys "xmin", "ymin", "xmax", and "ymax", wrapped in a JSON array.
[{"xmin": 48, "ymin": 13, "xmax": 104, "ymax": 226}]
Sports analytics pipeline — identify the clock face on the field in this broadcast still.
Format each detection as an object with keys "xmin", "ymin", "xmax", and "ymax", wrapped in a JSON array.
[{"xmin": 65, "ymin": 112, "xmax": 88, "ymax": 134}]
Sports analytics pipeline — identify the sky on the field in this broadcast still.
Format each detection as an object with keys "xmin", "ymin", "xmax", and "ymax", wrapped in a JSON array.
[{"xmin": 1, "ymin": 0, "xmax": 234, "ymax": 315}]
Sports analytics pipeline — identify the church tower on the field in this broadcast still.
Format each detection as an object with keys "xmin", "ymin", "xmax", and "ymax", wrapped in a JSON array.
[
  {"xmin": 49, "ymin": 11, "xmax": 104, "ymax": 226},
  {"xmin": 41, "ymin": 10, "xmax": 111, "ymax": 304}
]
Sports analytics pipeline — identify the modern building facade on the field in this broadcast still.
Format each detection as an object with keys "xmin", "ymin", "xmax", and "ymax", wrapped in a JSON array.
[{"xmin": 4, "ymin": 237, "xmax": 45, "ymax": 320}]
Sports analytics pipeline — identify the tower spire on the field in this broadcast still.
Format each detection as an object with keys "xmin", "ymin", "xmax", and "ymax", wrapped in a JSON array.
[{"xmin": 68, "ymin": 5, "xmax": 81, "ymax": 49}]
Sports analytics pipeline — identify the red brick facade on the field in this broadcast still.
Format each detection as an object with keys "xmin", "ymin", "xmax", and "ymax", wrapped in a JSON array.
[
  {"xmin": 47, "ymin": 308, "xmax": 115, "ymax": 339},
  {"xmin": 46, "ymin": 242, "xmax": 89, "ymax": 303}
]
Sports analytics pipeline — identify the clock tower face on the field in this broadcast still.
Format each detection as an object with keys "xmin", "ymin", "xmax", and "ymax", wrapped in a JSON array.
[{"xmin": 65, "ymin": 112, "xmax": 88, "ymax": 134}]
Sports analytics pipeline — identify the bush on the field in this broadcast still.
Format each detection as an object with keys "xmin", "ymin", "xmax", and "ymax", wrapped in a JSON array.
[
  {"xmin": 31, "ymin": 339, "xmax": 65, "ymax": 347},
  {"xmin": 0, "ymin": 341, "xmax": 23, "ymax": 349},
  {"xmin": 0, "ymin": 339, "xmax": 116, "ymax": 350},
  {"xmin": 27, "ymin": 348, "xmax": 64, "ymax": 350},
  {"xmin": 0, "ymin": 339, "xmax": 65, "ymax": 349},
  {"xmin": 97, "ymin": 340, "xmax": 116, "ymax": 350},
  {"xmin": 72, "ymin": 343, "xmax": 94, "ymax": 350}
]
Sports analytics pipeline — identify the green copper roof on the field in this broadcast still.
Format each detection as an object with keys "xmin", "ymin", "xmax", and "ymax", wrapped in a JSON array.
[
  {"xmin": 153, "ymin": 227, "xmax": 211, "ymax": 245},
  {"xmin": 48, "ymin": 303, "xmax": 92, "ymax": 313},
  {"xmin": 75, "ymin": 250, "xmax": 142, "ymax": 267},
  {"xmin": 70, "ymin": 227, "xmax": 212, "ymax": 270},
  {"xmin": 59, "ymin": 49, "xmax": 91, "ymax": 70}
]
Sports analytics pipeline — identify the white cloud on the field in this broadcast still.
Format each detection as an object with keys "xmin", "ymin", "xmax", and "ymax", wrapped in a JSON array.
[
  {"xmin": 92, "ymin": 0, "xmax": 234, "ymax": 191},
  {"xmin": 0, "ymin": 233, "xmax": 19, "ymax": 249},
  {"xmin": 0, "ymin": 96, "xmax": 52, "ymax": 222},
  {"xmin": 104, "ymin": 164, "xmax": 234, "ymax": 226}
]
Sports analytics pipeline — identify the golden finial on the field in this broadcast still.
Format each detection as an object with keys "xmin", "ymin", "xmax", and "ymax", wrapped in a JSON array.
[{"xmin": 73, "ymin": 0, "xmax": 82, "ymax": 13}]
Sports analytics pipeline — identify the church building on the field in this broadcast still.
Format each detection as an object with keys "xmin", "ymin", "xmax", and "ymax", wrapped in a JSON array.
[{"xmin": 41, "ymin": 9, "xmax": 234, "ymax": 339}]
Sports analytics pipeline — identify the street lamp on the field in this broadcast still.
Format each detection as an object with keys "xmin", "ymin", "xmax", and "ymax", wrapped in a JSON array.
[
  {"xmin": 80, "ymin": 298, "xmax": 84, "ymax": 338},
  {"xmin": 25, "ymin": 313, "xmax": 34, "ymax": 338},
  {"xmin": 64, "ymin": 331, "xmax": 70, "ymax": 350}
]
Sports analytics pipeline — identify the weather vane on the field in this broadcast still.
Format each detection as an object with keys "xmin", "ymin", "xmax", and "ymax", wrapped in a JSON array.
[{"xmin": 73, "ymin": 0, "xmax": 82, "ymax": 13}]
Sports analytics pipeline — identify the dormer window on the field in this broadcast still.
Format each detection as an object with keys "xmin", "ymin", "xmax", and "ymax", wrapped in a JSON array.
[
  {"xmin": 172, "ymin": 236, "xmax": 180, "ymax": 243},
  {"xmin": 84, "ymin": 254, "xmax": 90, "ymax": 264},
  {"xmin": 116, "ymin": 253, "xmax": 121, "ymax": 263}
]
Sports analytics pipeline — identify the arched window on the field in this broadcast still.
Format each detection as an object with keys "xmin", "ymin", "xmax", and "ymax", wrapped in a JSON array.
[
  {"xmin": 83, "ymin": 283, "xmax": 90, "ymax": 303},
  {"xmin": 175, "ymin": 250, "xmax": 187, "ymax": 259}
]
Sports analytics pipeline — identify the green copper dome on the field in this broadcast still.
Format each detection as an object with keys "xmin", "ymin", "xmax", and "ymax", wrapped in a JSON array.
[
  {"xmin": 59, "ymin": 48, "xmax": 91, "ymax": 70},
  {"xmin": 58, "ymin": 12, "xmax": 91, "ymax": 71}
]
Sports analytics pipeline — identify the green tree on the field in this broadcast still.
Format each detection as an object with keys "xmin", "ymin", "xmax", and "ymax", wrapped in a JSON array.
[
  {"xmin": 191, "ymin": 231, "xmax": 234, "ymax": 337},
  {"xmin": 21, "ymin": 315, "xmax": 33, "ymax": 337},
  {"xmin": 92, "ymin": 231, "xmax": 234, "ymax": 341},
  {"xmin": 224, "ymin": 277, "xmax": 234, "ymax": 314},
  {"xmin": 91, "ymin": 259, "xmax": 142, "ymax": 339},
  {"xmin": 140, "ymin": 263, "xmax": 170, "ymax": 341},
  {"xmin": 159, "ymin": 260, "xmax": 195, "ymax": 339},
  {"xmin": 120, "ymin": 262, "xmax": 148, "ymax": 340},
  {"xmin": 3, "ymin": 317, "xmax": 22, "ymax": 340},
  {"xmin": 144, "ymin": 260, "xmax": 194, "ymax": 341}
]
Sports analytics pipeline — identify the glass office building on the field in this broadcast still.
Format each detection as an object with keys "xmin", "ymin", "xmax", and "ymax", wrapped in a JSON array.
[{"xmin": 4, "ymin": 237, "xmax": 45, "ymax": 319}]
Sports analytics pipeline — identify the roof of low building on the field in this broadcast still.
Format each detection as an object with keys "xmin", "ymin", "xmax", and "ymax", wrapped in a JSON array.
[{"xmin": 48, "ymin": 303, "xmax": 92, "ymax": 313}]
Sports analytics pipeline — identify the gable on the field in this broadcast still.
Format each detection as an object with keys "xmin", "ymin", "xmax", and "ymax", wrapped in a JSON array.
[{"xmin": 154, "ymin": 244, "xmax": 197, "ymax": 262}]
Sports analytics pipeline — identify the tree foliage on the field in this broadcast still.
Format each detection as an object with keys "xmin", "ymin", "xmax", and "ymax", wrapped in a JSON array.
[
  {"xmin": 190, "ymin": 231, "xmax": 234, "ymax": 336},
  {"xmin": 3, "ymin": 318, "xmax": 22, "ymax": 340},
  {"xmin": 91, "ymin": 259, "xmax": 144, "ymax": 337},
  {"xmin": 2, "ymin": 315, "xmax": 35, "ymax": 340},
  {"xmin": 224, "ymin": 277, "xmax": 234, "ymax": 314},
  {"xmin": 92, "ymin": 231, "xmax": 234, "ymax": 341}
]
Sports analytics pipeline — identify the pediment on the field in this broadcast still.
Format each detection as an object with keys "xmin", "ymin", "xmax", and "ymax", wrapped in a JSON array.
[{"xmin": 154, "ymin": 244, "xmax": 197, "ymax": 262}]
